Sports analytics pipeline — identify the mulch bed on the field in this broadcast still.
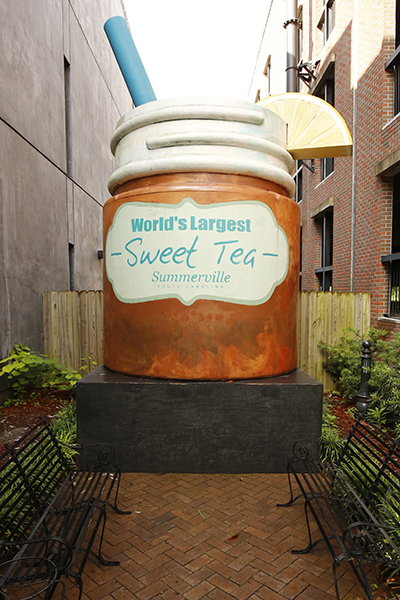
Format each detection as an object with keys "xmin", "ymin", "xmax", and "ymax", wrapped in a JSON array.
[
  {"xmin": 0, "ymin": 387, "xmax": 74, "ymax": 447},
  {"xmin": 325, "ymin": 391, "xmax": 356, "ymax": 437}
]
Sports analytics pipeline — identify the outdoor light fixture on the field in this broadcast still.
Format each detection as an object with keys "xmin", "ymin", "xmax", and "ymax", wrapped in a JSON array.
[
  {"xmin": 355, "ymin": 340, "xmax": 372, "ymax": 415},
  {"xmin": 297, "ymin": 61, "xmax": 320, "ymax": 87}
]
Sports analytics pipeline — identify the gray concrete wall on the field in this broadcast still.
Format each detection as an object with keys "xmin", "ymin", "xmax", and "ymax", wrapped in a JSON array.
[{"xmin": 0, "ymin": 0, "xmax": 132, "ymax": 363}]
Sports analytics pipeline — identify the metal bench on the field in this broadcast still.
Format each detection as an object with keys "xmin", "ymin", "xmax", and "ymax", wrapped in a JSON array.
[
  {"xmin": 278, "ymin": 415, "xmax": 400, "ymax": 599},
  {"xmin": 0, "ymin": 417, "xmax": 130, "ymax": 599}
]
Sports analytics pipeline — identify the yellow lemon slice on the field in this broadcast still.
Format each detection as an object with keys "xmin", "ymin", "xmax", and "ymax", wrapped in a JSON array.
[{"xmin": 257, "ymin": 92, "xmax": 352, "ymax": 160}]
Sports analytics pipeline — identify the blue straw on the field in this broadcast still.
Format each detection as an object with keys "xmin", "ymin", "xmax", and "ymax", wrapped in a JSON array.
[{"xmin": 104, "ymin": 16, "xmax": 156, "ymax": 106}]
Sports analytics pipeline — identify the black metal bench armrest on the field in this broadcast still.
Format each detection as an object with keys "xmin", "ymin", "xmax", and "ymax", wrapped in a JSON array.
[
  {"xmin": 0, "ymin": 536, "xmax": 73, "ymax": 571},
  {"xmin": 57, "ymin": 440, "xmax": 116, "ymax": 467},
  {"xmin": 81, "ymin": 443, "xmax": 116, "ymax": 467},
  {"xmin": 342, "ymin": 521, "xmax": 400, "ymax": 557},
  {"xmin": 36, "ymin": 417, "xmax": 116, "ymax": 466},
  {"xmin": 0, "ymin": 554, "xmax": 58, "ymax": 599},
  {"xmin": 290, "ymin": 437, "xmax": 347, "ymax": 464},
  {"xmin": 343, "ymin": 521, "xmax": 400, "ymax": 537},
  {"xmin": 291, "ymin": 439, "xmax": 321, "ymax": 461}
]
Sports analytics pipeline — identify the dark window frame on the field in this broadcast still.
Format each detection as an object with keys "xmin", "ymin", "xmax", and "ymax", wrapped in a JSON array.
[
  {"xmin": 314, "ymin": 66, "xmax": 335, "ymax": 180},
  {"xmin": 384, "ymin": 0, "xmax": 400, "ymax": 116},
  {"xmin": 294, "ymin": 160, "xmax": 303, "ymax": 203},
  {"xmin": 315, "ymin": 209, "xmax": 333, "ymax": 291},
  {"xmin": 317, "ymin": 0, "xmax": 336, "ymax": 45},
  {"xmin": 385, "ymin": 48, "xmax": 400, "ymax": 117},
  {"xmin": 382, "ymin": 173, "xmax": 400, "ymax": 315}
]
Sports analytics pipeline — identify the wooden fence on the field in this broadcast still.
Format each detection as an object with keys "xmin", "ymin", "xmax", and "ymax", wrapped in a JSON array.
[
  {"xmin": 43, "ymin": 291, "xmax": 103, "ymax": 376},
  {"xmin": 298, "ymin": 292, "xmax": 370, "ymax": 390},
  {"xmin": 43, "ymin": 290, "xmax": 371, "ymax": 389}
]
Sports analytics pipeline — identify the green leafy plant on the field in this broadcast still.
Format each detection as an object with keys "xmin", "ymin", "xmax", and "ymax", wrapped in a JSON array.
[
  {"xmin": 319, "ymin": 397, "xmax": 345, "ymax": 463},
  {"xmin": 51, "ymin": 401, "xmax": 77, "ymax": 459},
  {"xmin": 79, "ymin": 357, "xmax": 98, "ymax": 375},
  {"xmin": 319, "ymin": 328, "xmax": 400, "ymax": 436},
  {"xmin": 0, "ymin": 344, "xmax": 81, "ymax": 403},
  {"xmin": 319, "ymin": 327, "xmax": 386, "ymax": 398}
]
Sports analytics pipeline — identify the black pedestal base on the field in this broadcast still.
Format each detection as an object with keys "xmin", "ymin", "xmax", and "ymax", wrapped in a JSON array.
[{"xmin": 76, "ymin": 366, "xmax": 323, "ymax": 473}]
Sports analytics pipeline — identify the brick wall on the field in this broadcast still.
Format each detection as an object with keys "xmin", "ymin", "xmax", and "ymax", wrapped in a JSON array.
[{"xmin": 299, "ymin": 0, "xmax": 400, "ymax": 332}]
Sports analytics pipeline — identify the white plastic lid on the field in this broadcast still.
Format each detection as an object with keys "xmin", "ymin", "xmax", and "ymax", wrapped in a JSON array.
[{"xmin": 108, "ymin": 97, "xmax": 295, "ymax": 197}]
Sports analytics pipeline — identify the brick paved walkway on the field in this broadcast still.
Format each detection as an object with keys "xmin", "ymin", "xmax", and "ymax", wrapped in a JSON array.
[{"xmin": 59, "ymin": 473, "xmax": 382, "ymax": 600}]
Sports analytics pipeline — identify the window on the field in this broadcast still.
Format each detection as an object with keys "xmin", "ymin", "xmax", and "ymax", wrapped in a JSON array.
[
  {"xmin": 263, "ymin": 57, "xmax": 271, "ymax": 97},
  {"xmin": 394, "ymin": 59, "xmax": 400, "ymax": 116},
  {"xmin": 393, "ymin": 174, "xmax": 400, "ymax": 254},
  {"xmin": 382, "ymin": 174, "xmax": 400, "ymax": 315},
  {"xmin": 315, "ymin": 66, "xmax": 335, "ymax": 180},
  {"xmin": 321, "ymin": 156, "xmax": 335, "ymax": 181},
  {"xmin": 385, "ymin": 0, "xmax": 400, "ymax": 116},
  {"xmin": 318, "ymin": 0, "xmax": 335, "ymax": 45},
  {"xmin": 293, "ymin": 160, "xmax": 303, "ymax": 203},
  {"xmin": 315, "ymin": 210, "xmax": 333, "ymax": 291},
  {"xmin": 255, "ymin": 89, "xmax": 261, "ymax": 103}
]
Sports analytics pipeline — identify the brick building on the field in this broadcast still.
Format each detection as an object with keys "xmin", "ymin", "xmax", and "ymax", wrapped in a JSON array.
[{"xmin": 250, "ymin": 0, "xmax": 400, "ymax": 332}]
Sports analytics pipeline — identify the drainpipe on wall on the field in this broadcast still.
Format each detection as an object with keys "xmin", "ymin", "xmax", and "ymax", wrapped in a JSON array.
[
  {"xmin": 350, "ymin": 0, "xmax": 358, "ymax": 291},
  {"xmin": 284, "ymin": 0, "xmax": 298, "ymax": 92}
]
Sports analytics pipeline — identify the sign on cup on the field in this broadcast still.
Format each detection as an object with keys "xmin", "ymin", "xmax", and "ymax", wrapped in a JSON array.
[{"xmin": 106, "ymin": 197, "xmax": 289, "ymax": 306}]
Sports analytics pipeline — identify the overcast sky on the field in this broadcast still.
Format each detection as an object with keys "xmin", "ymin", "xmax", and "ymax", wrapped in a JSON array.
[{"xmin": 123, "ymin": 0, "xmax": 271, "ymax": 101}]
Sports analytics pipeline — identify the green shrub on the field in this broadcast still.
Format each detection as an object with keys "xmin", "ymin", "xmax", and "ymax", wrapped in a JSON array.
[
  {"xmin": 319, "ymin": 327, "xmax": 385, "ymax": 398},
  {"xmin": 319, "ymin": 328, "xmax": 400, "ymax": 436},
  {"xmin": 0, "ymin": 344, "xmax": 81, "ymax": 403},
  {"xmin": 51, "ymin": 401, "xmax": 77, "ymax": 459},
  {"xmin": 319, "ymin": 396, "xmax": 345, "ymax": 463}
]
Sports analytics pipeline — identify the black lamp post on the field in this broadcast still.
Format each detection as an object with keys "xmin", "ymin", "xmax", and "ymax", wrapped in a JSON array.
[{"xmin": 355, "ymin": 340, "xmax": 372, "ymax": 416}]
